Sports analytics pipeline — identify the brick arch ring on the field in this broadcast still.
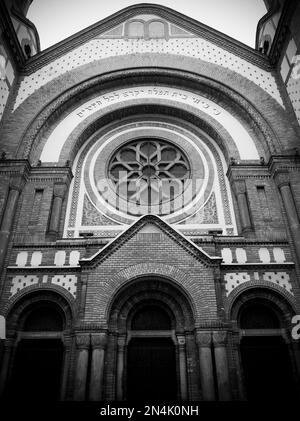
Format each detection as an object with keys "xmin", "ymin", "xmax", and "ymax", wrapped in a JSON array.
[
  {"xmin": 3, "ymin": 286, "xmax": 75, "ymax": 331},
  {"xmin": 105, "ymin": 263, "xmax": 196, "ymax": 328},
  {"xmin": 226, "ymin": 282, "xmax": 299, "ymax": 323},
  {"xmin": 17, "ymin": 68, "xmax": 279, "ymax": 162}
]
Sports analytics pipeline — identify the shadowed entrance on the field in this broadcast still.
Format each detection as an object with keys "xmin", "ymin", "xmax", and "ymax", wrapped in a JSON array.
[
  {"xmin": 7, "ymin": 303, "xmax": 65, "ymax": 401},
  {"xmin": 238, "ymin": 300, "xmax": 297, "ymax": 401},
  {"xmin": 127, "ymin": 337, "xmax": 177, "ymax": 401},
  {"xmin": 10, "ymin": 339, "xmax": 63, "ymax": 401},
  {"xmin": 126, "ymin": 305, "xmax": 177, "ymax": 401}
]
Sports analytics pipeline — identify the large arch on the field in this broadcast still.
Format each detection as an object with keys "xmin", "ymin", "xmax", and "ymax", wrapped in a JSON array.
[
  {"xmin": 229, "ymin": 288, "xmax": 300, "ymax": 401},
  {"xmin": 14, "ymin": 67, "xmax": 284, "ymax": 163},
  {"xmin": 104, "ymin": 276, "xmax": 199, "ymax": 401},
  {"xmin": 0, "ymin": 290, "xmax": 74, "ymax": 401}
]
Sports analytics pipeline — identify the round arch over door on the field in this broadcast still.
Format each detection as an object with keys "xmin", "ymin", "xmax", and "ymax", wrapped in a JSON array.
[
  {"xmin": 4, "ymin": 292, "xmax": 73, "ymax": 402},
  {"xmin": 237, "ymin": 298, "xmax": 299, "ymax": 401},
  {"xmin": 127, "ymin": 305, "xmax": 177, "ymax": 401},
  {"xmin": 106, "ymin": 277, "xmax": 198, "ymax": 401}
]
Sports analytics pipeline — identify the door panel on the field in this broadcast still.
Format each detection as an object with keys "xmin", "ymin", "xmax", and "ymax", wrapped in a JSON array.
[
  {"xmin": 241, "ymin": 336, "xmax": 297, "ymax": 401},
  {"xmin": 9, "ymin": 339, "xmax": 63, "ymax": 401},
  {"xmin": 127, "ymin": 338, "xmax": 177, "ymax": 401}
]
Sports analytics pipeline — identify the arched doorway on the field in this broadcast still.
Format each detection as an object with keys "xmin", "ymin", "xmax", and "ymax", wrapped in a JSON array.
[
  {"xmin": 106, "ymin": 278, "xmax": 197, "ymax": 401},
  {"xmin": 238, "ymin": 298, "xmax": 298, "ymax": 401},
  {"xmin": 126, "ymin": 305, "xmax": 177, "ymax": 401},
  {"xmin": 5, "ymin": 296, "xmax": 71, "ymax": 401}
]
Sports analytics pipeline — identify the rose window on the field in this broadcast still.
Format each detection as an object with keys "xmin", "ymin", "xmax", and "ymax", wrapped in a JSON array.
[{"xmin": 108, "ymin": 139, "xmax": 191, "ymax": 213}]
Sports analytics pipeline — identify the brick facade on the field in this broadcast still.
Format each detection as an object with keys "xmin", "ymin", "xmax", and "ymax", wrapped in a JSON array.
[{"xmin": 0, "ymin": 2, "xmax": 300, "ymax": 403}]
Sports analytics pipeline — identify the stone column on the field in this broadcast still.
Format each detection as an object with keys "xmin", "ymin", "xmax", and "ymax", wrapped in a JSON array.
[
  {"xmin": 213, "ymin": 331, "xmax": 231, "ymax": 401},
  {"xmin": 48, "ymin": 183, "xmax": 67, "ymax": 237},
  {"xmin": 116, "ymin": 335, "xmax": 126, "ymax": 401},
  {"xmin": 232, "ymin": 180, "xmax": 252, "ymax": 233},
  {"xmin": 196, "ymin": 331, "xmax": 215, "ymax": 400},
  {"xmin": 0, "ymin": 338, "xmax": 14, "ymax": 397},
  {"xmin": 275, "ymin": 172, "xmax": 300, "ymax": 265},
  {"xmin": 231, "ymin": 334, "xmax": 246, "ymax": 400},
  {"xmin": 0, "ymin": 177, "xmax": 25, "ymax": 272},
  {"xmin": 74, "ymin": 333, "xmax": 90, "ymax": 401},
  {"xmin": 60, "ymin": 336, "xmax": 72, "ymax": 401},
  {"xmin": 89, "ymin": 333, "xmax": 108, "ymax": 401},
  {"xmin": 177, "ymin": 335, "xmax": 188, "ymax": 401}
]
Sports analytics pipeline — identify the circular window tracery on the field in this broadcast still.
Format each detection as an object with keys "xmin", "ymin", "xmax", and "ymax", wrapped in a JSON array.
[{"xmin": 108, "ymin": 139, "xmax": 191, "ymax": 212}]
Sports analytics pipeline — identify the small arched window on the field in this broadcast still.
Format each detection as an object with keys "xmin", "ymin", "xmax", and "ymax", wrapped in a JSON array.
[
  {"xmin": 127, "ymin": 21, "xmax": 144, "ymax": 38},
  {"xmin": 131, "ymin": 305, "xmax": 171, "ymax": 330},
  {"xmin": 148, "ymin": 21, "xmax": 165, "ymax": 38}
]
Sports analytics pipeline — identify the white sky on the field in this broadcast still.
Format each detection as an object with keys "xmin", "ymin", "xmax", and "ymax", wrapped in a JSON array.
[{"xmin": 27, "ymin": 0, "xmax": 267, "ymax": 51}]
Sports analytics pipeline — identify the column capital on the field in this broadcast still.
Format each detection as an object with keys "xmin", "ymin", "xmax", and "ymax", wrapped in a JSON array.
[
  {"xmin": 231, "ymin": 179, "xmax": 246, "ymax": 196},
  {"xmin": 117, "ymin": 335, "xmax": 126, "ymax": 348},
  {"xmin": 9, "ymin": 175, "xmax": 27, "ymax": 192},
  {"xmin": 91, "ymin": 333, "xmax": 108, "ymax": 350},
  {"xmin": 75, "ymin": 333, "xmax": 90, "ymax": 349},
  {"xmin": 53, "ymin": 182, "xmax": 67, "ymax": 198},
  {"xmin": 273, "ymin": 170, "xmax": 290, "ymax": 189},
  {"xmin": 196, "ymin": 331, "xmax": 212, "ymax": 347},
  {"xmin": 212, "ymin": 331, "xmax": 228, "ymax": 347}
]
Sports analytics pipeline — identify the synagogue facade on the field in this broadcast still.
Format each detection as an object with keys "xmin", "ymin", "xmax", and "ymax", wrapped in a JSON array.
[{"xmin": 0, "ymin": 0, "xmax": 300, "ymax": 401}]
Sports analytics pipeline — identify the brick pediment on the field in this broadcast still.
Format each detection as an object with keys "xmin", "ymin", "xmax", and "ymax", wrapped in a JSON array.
[{"xmin": 80, "ymin": 215, "xmax": 221, "ymax": 269}]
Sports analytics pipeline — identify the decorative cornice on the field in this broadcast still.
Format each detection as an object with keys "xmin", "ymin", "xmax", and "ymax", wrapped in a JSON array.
[
  {"xmin": 0, "ymin": 159, "xmax": 31, "ymax": 175},
  {"xmin": 269, "ymin": 155, "xmax": 300, "ymax": 184},
  {"xmin": 227, "ymin": 155, "xmax": 300, "ymax": 183},
  {"xmin": 226, "ymin": 164, "xmax": 271, "ymax": 182},
  {"xmin": 221, "ymin": 262, "xmax": 295, "ymax": 270},
  {"xmin": 6, "ymin": 265, "xmax": 81, "ymax": 273}
]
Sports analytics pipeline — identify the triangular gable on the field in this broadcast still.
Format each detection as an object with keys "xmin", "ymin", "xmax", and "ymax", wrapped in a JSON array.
[
  {"xmin": 25, "ymin": 4, "xmax": 267, "ymax": 73},
  {"xmin": 97, "ymin": 12, "xmax": 196, "ymax": 39},
  {"xmin": 80, "ymin": 214, "xmax": 221, "ymax": 268}
]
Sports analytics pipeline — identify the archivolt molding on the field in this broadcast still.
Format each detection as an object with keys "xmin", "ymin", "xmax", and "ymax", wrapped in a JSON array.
[
  {"xmin": 14, "ymin": 68, "xmax": 282, "ymax": 163},
  {"xmin": 64, "ymin": 114, "xmax": 235, "ymax": 230},
  {"xmin": 3, "ymin": 288, "xmax": 75, "ymax": 330},
  {"xmin": 107, "ymin": 274, "xmax": 196, "ymax": 331},
  {"xmin": 226, "ymin": 284, "xmax": 300, "ymax": 321},
  {"xmin": 57, "ymin": 105, "xmax": 239, "ymax": 166}
]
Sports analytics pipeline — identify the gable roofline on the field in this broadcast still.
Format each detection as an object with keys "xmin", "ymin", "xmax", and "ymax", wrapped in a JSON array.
[
  {"xmin": 23, "ymin": 3, "xmax": 272, "ymax": 74},
  {"xmin": 80, "ymin": 214, "xmax": 222, "ymax": 268}
]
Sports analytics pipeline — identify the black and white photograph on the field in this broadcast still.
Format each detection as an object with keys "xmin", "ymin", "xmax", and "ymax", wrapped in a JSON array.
[{"xmin": 0, "ymin": 0, "xmax": 299, "ymax": 418}]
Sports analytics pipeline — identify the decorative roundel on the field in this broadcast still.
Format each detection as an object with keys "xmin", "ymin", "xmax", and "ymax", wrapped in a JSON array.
[
  {"xmin": 83, "ymin": 121, "xmax": 215, "ymax": 224},
  {"xmin": 108, "ymin": 138, "xmax": 191, "ymax": 211}
]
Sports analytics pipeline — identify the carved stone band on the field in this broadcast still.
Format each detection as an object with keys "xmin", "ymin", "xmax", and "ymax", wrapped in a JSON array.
[
  {"xmin": 91, "ymin": 333, "xmax": 108, "ymax": 349},
  {"xmin": 196, "ymin": 331, "xmax": 212, "ymax": 347},
  {"xmin": 212, "ymin": 331, "xmax": 228, "ymax": 347},
  {"xmin": 75, "ymin": 333, "xmax": 90, "ymax": 349}
]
